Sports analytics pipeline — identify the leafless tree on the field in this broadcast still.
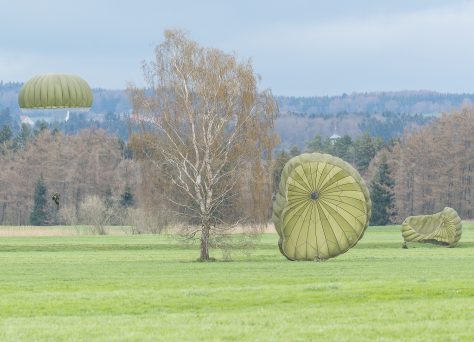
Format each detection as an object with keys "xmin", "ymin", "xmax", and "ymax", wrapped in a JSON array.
[
  {"xmin": 0, "ymin": 129, "xmax": 139, "ymax": 225},
  {"xmin": 129, "ymin": 30, "xmax": 278, "ymax": 261},
  {"xmin": 388, "ymin": 107, "xmax": 474, "ymax": 220}
]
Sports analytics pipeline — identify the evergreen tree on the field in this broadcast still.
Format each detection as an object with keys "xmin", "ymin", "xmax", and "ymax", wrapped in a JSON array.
[
  {"xmin": 34, "ymin": 120, "xmax": 49, "ymax": 135},
  {"xmin": 30, "ymin": 176, "xmax": 49, "ymax": 225},
  {"xmin": 354, "ymin": 133, "xmax": 384, "ymax": 173},
  {"xmin": 307, "ymin": 132, "xmax": 387, "ymax": 173},
  {"xmin": 306, "ymin": 134, "xmax": 326, "ymax": 152},
  {"xmin": 289, "ymin": 145, "xmax": 301, "ymax": 157},
  {"xmin": 369, "ymin": 155, "xmax": 395, "ymax": 225},
  {"xmin": 104, "ymin": 187, "xmax": 114, "ymax": 209},
  {"xmin": 306, "ymin": 134, "xmax": 337, "ymax": 155},
  {"xmin": 332, "ymin": 135, "xmax": 354, "ymax": 162},
  {"xmin": 0, "ymin": 125, "xmax": 12, "ymax": 144},
  {"xmin": 120, "ymin": 185, "xmax": 135, "ymax": 207}
]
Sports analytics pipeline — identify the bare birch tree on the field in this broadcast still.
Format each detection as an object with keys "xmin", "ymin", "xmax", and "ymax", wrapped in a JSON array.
[{"xmin": 129, "ymin": 30, "xmax": 278, "ymax": 261}]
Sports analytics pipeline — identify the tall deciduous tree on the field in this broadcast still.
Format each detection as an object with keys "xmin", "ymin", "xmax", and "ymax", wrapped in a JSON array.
[
  {"xmin": 130, "ymin": 30, "xmax": 278, "ymax": 261},
  {"xmin": 15, "ymin": 123, "xmax": 31, "ymax": 150},
  {"xmin": 272, "ymin": 150, "xmax": 290, "ymax": 195},
  {"xmin": 0, "ymin": 129, "xmax": 139, "ymax": 225},
  {"xmin": 389, "ymin": 107, "xmax": 474, "ymax": 220}
]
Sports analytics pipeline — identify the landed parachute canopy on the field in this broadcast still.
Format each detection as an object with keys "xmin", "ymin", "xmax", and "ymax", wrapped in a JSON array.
[
  {"xmin": 272, "ymin": 153, "xmax": 372, "ymax": 261},
  {"xmin": 401, "ymin": 207, "xmax": 462, "ymax": 247},
  {"xmin": 18, "ymin": 74, "xmax": 93, "ymax": 109}
]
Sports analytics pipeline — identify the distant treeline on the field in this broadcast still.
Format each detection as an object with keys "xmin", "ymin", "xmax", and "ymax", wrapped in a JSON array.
[
  {"xmin": 0, "ymin": 82, "xmax": 471, "ymax": 144},
  {"xmin": 0, "ymin": 81, "xmax": 131, "ymax": 115},
  {"xmin": 4, "ymin": 81, "xmax": 474, "ymax": 116},
  {"xmin": 276, "ymin": 111, "xmax": 432, "ymax": 149},
  {"xmin": 278, "ymin": 90, "xmax": 474, "ymax": 115}
]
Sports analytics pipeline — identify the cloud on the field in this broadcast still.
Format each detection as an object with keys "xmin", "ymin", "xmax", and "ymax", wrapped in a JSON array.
[
  {"xmin": 0, "ymin": 49, "xmax": 143, "ymax": 89},
  {"xmin": 239, "ymin": 1, "xmax": 474, "ymax": 95},
  {"xmin": 2, "ymin": 1, "xmax": 474, "ymax": 95},
  {"xmin": 247, "ymin": 2, "xmax": 474, "ymax": 50}
]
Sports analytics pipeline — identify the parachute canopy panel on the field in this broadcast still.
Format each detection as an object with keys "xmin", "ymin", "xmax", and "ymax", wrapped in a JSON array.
[
  {"xmin": 272, "ymin": 153, "xmax": 372, "ymax": 261},
  {"xmin": 401, "ymin": 207, "xmax": 462, "ymax": 247},
  {"xmin": 18, "ymin": 74, "xmax": 93, "ymax": 109}
]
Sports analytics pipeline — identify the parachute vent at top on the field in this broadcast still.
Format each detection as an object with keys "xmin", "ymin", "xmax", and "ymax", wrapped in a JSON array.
[
  {"xmin": 18, "ymin": 74, "xmax": 93, "ymax": 109},
  {"xmin": 272, "ymin": 153, "xmax": 372, "ymax": 261}
]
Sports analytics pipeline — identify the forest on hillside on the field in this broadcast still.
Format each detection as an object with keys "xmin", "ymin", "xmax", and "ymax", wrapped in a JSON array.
[
  {"xmin": 1, "ymin": 107, "xmax": 473, "ymax": 227},
  {"xmin": 0, "ymin": 77, "xmax": 472, "ymax": 229},
  {"xmin": 5, "ymin": 81, "xmax": 474, "ymax": 115},
  {"xmin": 278, "ymin": 91, "xmax": 474, "ymax": 115},
  {"xmin": 1, "ymin": 81, "xmax": 471, "ymax": 146}
]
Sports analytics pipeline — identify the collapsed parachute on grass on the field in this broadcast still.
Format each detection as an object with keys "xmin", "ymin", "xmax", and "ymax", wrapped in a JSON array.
[
  {"xmin": 272, "ymin": 153, "xmax": 372, "ymax": 261},
  {"xmin": 401, "ymin": 207, "xmax": 462, "ymax": 247},
  {"xmin": 18, "ymin": 74, "xmax": 93, "ymax": 109}
]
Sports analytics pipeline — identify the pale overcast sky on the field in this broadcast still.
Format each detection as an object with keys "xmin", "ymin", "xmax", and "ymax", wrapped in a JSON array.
[{"xmin": 1, "ymin": 0, "xmax": 474, "ymax": 95}]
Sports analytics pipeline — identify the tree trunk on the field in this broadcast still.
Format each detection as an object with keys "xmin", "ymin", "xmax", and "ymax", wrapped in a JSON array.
[{"xmin": 200, "ymin": 223, "xmax": 210, "ymax": 261}]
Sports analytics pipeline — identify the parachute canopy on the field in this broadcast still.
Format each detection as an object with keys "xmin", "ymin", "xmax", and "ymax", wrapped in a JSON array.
[
  {"xmin": 401, "ymin": 207, "xmax": 462, "ymax": 247},
  {"xmin": 18, "ymin": 74, "xmax": 93, "ymax": 109},
  {"xmin": 272, "ymin": 153, "xmax": 372, "ymax": 261}
]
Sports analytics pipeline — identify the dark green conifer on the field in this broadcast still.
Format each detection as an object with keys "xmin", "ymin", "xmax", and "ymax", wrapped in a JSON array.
[
  {"xmin": 370, "ymin": 155, "xmax": 395, "ymax": 225},
  {"xmin": 30, "ymin": 176, "xmax": 49, "ymax": 225}
]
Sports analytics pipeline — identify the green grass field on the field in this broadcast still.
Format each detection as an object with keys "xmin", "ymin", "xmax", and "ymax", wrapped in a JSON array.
[{"xmin": 0, "ymin": 224, "xmax": 473, "ymax": 341}]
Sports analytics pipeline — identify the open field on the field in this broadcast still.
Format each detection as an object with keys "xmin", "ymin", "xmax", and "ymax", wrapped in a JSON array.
[{"xmin": 0, "ymin": 224, "xmax": 473, "ymax": 341}]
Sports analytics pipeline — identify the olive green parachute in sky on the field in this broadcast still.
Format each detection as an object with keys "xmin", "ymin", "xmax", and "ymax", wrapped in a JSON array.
[
  {"xmin": 18, "ymin": 74, "xmax": 93, "ymax": 109},
  {"xmin": 272, "ymin": 153, "xmax": 372, "ymax": 261},
  {"xmin": 401, "ymin": 207, "xmax": 462, "ymax": 247}
]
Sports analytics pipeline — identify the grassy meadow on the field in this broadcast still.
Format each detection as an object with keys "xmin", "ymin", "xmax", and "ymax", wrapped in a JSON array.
[{"xmin": 0, "ymin": 223, "xmax": 473, "ymax": 341}]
